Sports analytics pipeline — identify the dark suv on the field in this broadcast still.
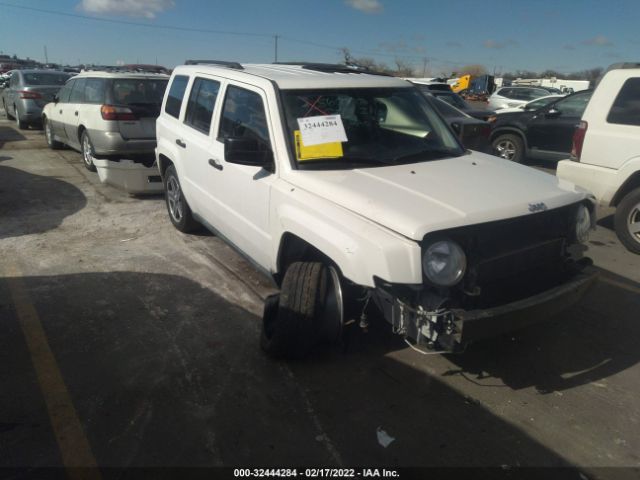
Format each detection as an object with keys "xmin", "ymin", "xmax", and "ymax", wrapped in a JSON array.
[{"xmin": 490, "ymin": 90, "xmax": 593, "ymax": 163}]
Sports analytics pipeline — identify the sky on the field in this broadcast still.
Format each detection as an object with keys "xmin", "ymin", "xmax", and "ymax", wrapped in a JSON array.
[{"xmin": 0, "ymin": 0, "xmax": 638, "ymax": 75}]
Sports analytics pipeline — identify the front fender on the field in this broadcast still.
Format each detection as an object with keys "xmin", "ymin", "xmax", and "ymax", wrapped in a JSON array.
[{"xmin": 271, "ymin": 185, "xmax": 423, "ymax": 287}]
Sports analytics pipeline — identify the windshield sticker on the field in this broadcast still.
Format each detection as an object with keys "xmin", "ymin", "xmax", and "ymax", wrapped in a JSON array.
[
  {"xmin": 294, "ymin": 130, "xmax": 343, "ymax": 161},
  {"xmin": 297, "ymin": 115, "xmax": 348, "ymax": 147}
]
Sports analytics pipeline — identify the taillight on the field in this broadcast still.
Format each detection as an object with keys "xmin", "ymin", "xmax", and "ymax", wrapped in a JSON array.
[
  {"xmin": 18, "ymin": 90, "xmax": 42, "ymax": 99},
  {"xmin": 100, "ymin": 105, "xmax": 136, "ymax": 121},
  {"xmin": 571, "ymin": 121, "xmax": 588, "ymax": 161}
]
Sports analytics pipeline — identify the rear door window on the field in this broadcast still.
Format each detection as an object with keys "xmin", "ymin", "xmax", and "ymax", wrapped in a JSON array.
[
  {"xmin": 607, "ymin": 78, "xmax": 640, "ymax": 126},
  {"xmin": 165, "ymin": 75, "xmax": 189, "ymax": 119},
  {"xmin": 69, "ymin": 78, "xmax": 86, "ymax": 103},
  {"xmin": 184, "ymin": 78, "xmax": 221, "ymax": 134},
  {"xmin": 58, "ymin": 81, "xmax": 74, "ymax": 103}
]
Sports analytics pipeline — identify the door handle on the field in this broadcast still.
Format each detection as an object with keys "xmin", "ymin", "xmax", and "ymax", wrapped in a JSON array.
[
  {"xmin": 208, "ymin": 158, "xmax": 223, "ymax": 171},
  {"xmin": 74, "ymin": 111, "xmax": 78, "ymax": 116},
  {"xmin": 176, "ymin": 139, "xmax": 186, "ymax": 148},
  {"xmin": 59, "ymin": 110, "xmax": 63, "ymax": 114}
]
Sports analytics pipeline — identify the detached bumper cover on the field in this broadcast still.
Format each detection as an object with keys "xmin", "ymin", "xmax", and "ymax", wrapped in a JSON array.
[
  {"xmin": 454, "ymin": 266, "xmax": 598, "ymax": 343},
  {"xmin": 93, "ymin": 159, "xmax": 163, "ymax": 194}
]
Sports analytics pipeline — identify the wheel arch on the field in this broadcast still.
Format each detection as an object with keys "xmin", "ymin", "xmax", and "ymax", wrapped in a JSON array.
[
  {"xmin": 274, "ymin": 232, "xmax": 337, "ymax": 286},
  {"xmin": 158, "ymin": 153, "xmax": 173, "ymax": 178},
  {"xmin": 611, "ymin": 171, "xmax": 640, "ymax": 207}
]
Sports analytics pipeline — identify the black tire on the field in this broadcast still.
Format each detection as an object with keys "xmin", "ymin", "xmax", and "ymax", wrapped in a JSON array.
[
  {"xmin": 614, "ymin": 187, "xmax": 640, "ymax": 254},
  {"xmin": 15, "ymin": 107, "xmax": 27, "ymax": 130},
  {"xmin": 261, "ymin": 261, "xmax": 344, "ymax": 359},
  {"xmin": 492, "ymin": 133, "xmax": 524, "ymax": 163},
  {"xmin": 80, "ymin": 131, "xmax": 97, "ymax": 172},
  {"xmin": 163, "ymin": 164, "xmax": 199, "ymax": 232},
  {"xmin": 43, "ymin": 118, "xmax": 63, "ymax": 150}
]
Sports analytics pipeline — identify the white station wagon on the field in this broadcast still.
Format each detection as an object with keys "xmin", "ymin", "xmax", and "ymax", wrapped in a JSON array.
[
  {"xmin": 42, "ymin": 71, "xmax": 169, "ymax": 194},
  {"xmin": 156, "ymin": 61, "xmax": 598, "ymax": 358}
]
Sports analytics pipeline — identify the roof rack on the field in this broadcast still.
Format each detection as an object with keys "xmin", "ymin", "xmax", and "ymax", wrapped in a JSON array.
[
  {"xmin": 185, "ymin": 60, "xmax": 244, "ymax": 70},
  {"xmin": 605, "ymin": 62, "xmax": 640, "ymax": 73},
  {"xmin": 273, "ymin": 62, "xmax": 391, "ymax": 77}
]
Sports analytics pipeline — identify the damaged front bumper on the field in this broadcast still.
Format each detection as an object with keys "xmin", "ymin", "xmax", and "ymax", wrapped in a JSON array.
[
  {"xmin": 93, "ymin": 159, "xmax": 164, "ymax": 195},
  {"xmin": 374, "ymin": 265, "xmax": 599, "ymax": 352}
]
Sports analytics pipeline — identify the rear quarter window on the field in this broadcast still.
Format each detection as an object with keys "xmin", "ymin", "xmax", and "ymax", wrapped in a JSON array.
[
  {"xmin": 84, "ymin": 78, "xmax": 106, "ymax": 104},
  {"xmin": 607, "ymin": 78, "xmax": 640, "ymax": 126},
  {"xmin": 165, "ymin": 75, "xmax": 189, "ymax": 119}
]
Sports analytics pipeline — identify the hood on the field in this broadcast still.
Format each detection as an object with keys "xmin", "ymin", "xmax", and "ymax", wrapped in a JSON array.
[{"xmin": 285, "ymin": 153, "xmax": 587, "ymax": 240}]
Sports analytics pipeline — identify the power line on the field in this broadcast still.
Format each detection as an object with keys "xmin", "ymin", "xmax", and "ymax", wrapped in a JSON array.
[
  {"xmin": 0, "ymin": 2, "xmax": 273, "ymax": 38},
  {"xmin": 0, "ymin": 1, "xmax": 477, "ymax": 68}
]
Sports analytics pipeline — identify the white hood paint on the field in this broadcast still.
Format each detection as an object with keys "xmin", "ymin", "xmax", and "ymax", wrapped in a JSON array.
[{"xmin": 285, "ymin": 152, "xmax": 587, "ymax": 240}]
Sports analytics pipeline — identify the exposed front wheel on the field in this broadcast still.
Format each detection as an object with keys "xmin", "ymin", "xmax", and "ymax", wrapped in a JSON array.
[
  {"xmin": 261, "ymin": 261, "xmax": 344, "ymax": 359},
  {"xmin": 163, "ymin": 164, "xmax": 199, "ymax": 233},
  {"xmin": 614, "ymin": 187, "xmax": 640, "ymax": 254},
  {"xmin": 80, "ymin": 131, "xmax": 97, "ymax": 172},
  {"xmin": 492, "ymin": 133, "xmax": 524, "ymax": 163},
  {"xmin": 43, "ymin": 118, "xmax": 63, "ymax": 150}
]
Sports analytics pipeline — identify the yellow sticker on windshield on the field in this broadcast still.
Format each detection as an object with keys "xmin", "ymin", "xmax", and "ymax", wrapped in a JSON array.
[{"xmin": 294, "ymin": 130, "xmax": 343, "ymax": 161}]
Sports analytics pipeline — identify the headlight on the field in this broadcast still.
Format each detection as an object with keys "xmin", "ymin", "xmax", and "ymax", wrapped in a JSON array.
[
  {"xmin": 575, "ymin": 204, "xmax": 591, "ymax": 243},
  {"xmin": 422, "ymin": 240, "xmax": 466, "ymax": 286}
]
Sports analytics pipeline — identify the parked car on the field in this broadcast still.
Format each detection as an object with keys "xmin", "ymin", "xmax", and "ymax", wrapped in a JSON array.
[
  {"xmin": 2, "ymin": 70, "xmax": 71, "ymax": 129},
  {"xmin": 156, "ymin": 61, "xmax": 597, "ymax": 358},
  {"xmin": 487, "ymin": 86, "xmax": 550, "ymax": 110},
  {"xmin": 557, "ymin": 63, "xmax": 640, "ymax": 254},
  {"xmin": 428, "ymin": 96, "xmax": 492, "ymax": 153},
  {"xmin": 496, "ymin": 95, "xmax": 563, "ymax": 115},
  {"xmin": 490, "ymin": 89, "xmax": 593, "ymax": 163},
  {"xmin": 412, "ymin": 82, "xmax": 495, "ymax": 121},
  {"xmin": 42, "ymin": 71, "xmax": 169, "ymax": 194}
]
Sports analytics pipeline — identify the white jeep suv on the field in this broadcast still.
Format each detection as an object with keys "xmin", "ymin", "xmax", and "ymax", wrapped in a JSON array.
[
  {"xmin": 156, "ymin": 61, "xmax": 598, "ymax": 358},
  {"xmin": 557, "ymin": 63, "xmax": 640, "ymax": 254}
]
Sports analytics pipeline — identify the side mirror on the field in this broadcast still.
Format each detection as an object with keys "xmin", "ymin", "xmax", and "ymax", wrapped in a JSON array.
[
  {"xmin": 546, "ymin": 108, "xmax": 561, "ymax": 118},
  {"xmin": 53, "ymin": 95, "xmax": 59, "ymax": 103},
  {"xmin": 224, "ymin": 137, "xmax": 274, "ymax": 170}
]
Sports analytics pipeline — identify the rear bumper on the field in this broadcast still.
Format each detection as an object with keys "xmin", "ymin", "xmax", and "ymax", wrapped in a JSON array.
[
  {"xmin": 93, "ymin": 158, "xmax": 163, "ymax": 195},
  {"xmin": 556, "ymin": 159, "xmax": 619, "ymax": 207},
  {"xmin": 88, "ymin": 129, "xmax": 157, "ymax": 157}
]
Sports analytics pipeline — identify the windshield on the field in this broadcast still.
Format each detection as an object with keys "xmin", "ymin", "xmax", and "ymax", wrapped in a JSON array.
[
  {"xmin": 111, "ymin": 78, "xmax": 168, "ymax": 106},
  {"xmin": 281, "ymin": 87, "xmax": 464, "ymax": 170},
  {"xmin": 432, "ymin": 91, "xmax": 468, "ymax": 110},
  {"xmin": 23, "ymin": 72, "xmax": 70, "ymax": 86}
]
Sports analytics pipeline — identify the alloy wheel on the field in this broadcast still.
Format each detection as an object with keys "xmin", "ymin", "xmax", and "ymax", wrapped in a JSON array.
[
  {"xmin": 627, "ymin": 202, "xmax": 640, "ymax": 243},
  {"xmin": 82, "ymin": 135, "xmax": 94, "ymax": 167},
  {"xmin": 166, "ymin": 176, "xmax": 184, "ymax": 223},
  {"xmin": 496, "ymin": 139, "xmax": 516, "ymax": 160}
]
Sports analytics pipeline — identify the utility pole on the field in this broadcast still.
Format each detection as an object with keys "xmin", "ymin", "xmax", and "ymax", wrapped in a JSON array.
[
  {"xmin": 44, "ymin": 45, "xmax": 48, "ymax": 64},
  {"xmin": 274, "ymin": 35, "xmax": 279, "ymax": 63},
  {"xmin": 422, "ymin": 57, "xmax": 428, "ymax": 77}
]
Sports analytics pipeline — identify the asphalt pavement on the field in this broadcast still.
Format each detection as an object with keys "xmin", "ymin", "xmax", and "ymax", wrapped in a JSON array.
[{"xmin": 1, "ymin": 115, "xmax": 639, "ymax": 478}]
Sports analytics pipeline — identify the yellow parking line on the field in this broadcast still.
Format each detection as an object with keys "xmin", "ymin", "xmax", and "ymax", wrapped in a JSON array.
[
  {"xmin": 600, "ymin": 276, "xmax": 640, "ymax": 295},
  {"xmin": 4, "ymin": 264, "xmax": 101, "ymax": 480}
]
